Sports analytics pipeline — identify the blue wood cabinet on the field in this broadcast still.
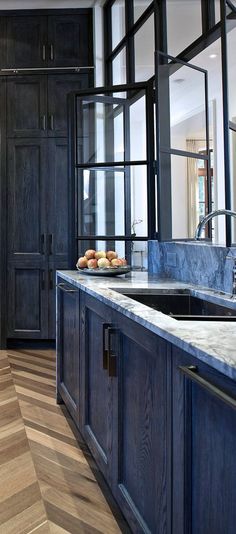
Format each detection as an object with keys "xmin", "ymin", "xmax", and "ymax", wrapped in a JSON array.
[
  {"xmin": 57, "ymin": 284, "xmax": 236, "ymax": 534},
  {"xmin": 172, "ymin": 346, "xmax": 236, "ymax": 534}
]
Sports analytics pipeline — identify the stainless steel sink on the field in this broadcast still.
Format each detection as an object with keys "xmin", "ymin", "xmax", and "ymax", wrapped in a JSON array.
[{"xmin": 114, "ymin": 289, "xmax": 236, "ymax": 321}]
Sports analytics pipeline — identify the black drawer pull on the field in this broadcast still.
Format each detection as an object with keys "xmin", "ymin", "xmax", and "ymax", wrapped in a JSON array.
[
  {"xmin": 42, "ymin": 44, "xmax": 46, "ymax": 61},
  {"xmin": 57, "ymin": 283, "xmax": 78, "ymax": 293},
  {"xmin": 49, "ymin": 269, "xmax": 54, "ymax": 290},
  {"xmin": 102, "ymin": 323, "xmax": 112, "ymax": 370},
  {"xmin": 48, "ymin": 234, "xmax": 53, "ymax": 255},
  {"xmin": 49, "ymin": 114, "xmax": 54, "ymax": 130},
  {"xmin": 179, "ymin": 365, "xmax": 236, "ymax": 410},
  {"xmin": 108, "ymin": 327, "xmax": 118, "ymax": 378},
  {"xmin": 41, "ymin": 233, "xmax": 46, "ymax": 254},
  {"xmin": 41, "ymin": 270, "xmax": 46, "ymax": 290},
  {"xmin": 50, "ymin": 44, "xmax": 54, "ymax": 61}
]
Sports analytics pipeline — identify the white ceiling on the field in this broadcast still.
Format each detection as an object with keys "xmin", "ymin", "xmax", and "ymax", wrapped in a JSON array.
[{"xmin": 0, "ymin": 0, "xmax": 103, "ymax": 9}]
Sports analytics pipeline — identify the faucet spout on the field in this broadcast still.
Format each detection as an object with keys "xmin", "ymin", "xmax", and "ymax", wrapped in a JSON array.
[{"xmin": 195, "ymin": 209, "xmax": 236, "ymax": 240}]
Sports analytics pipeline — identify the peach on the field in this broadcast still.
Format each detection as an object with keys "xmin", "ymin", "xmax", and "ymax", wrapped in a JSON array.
[
  {"xmin": 97, "ymin": 258, "xmax": 110, "ymax": 268},
  {"xmin": 111, "ymin": 258, "xmax": 123, "ymax": 267},
  {"xmin": 120, "ymin": 258, "xmax": 127, "ymax": 266},
  {"xmin": 85, "ymin": 249, "xmax": 96, "ymax": 259},
  {"xmin": 76, "ymin": 256, "xmax": 88, "ymax": 269},
  {"xmin": 94, "ymin": 250, "xmax": 106, "ymax": 259},
  {"xmin": 106, "ymin": 250, "xmax": 118, "ymax": 261},
  {"xmin": 87, "ymin": 259, "xmax": 98, "ymax": 269}
]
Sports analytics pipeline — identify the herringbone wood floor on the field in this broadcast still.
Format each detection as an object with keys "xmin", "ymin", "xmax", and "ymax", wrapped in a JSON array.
[{"xmin": 0, "ymin": 348, "xmax": 130, "ymax": 534}]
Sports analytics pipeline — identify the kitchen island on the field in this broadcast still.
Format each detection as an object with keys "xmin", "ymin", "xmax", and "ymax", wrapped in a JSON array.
[{"xmin": 56, "ymin": 270, "xmax": 236, "ymax": 534}]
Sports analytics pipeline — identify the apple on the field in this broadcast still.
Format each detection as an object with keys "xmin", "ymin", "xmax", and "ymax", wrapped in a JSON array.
[
  {"xmin": 76, "ymin": 256, "xmax": 88, "ymax": 269},
  {"xmin": 87, "ymin": 259, "xmax": 98, "ymax": 269},
  {"xmin": 85, "ymin": 249, "xmax": 96, "ymax": 259},
  {"xmin": 106, "ymin": 250, "xmax": 118, "ymax": 261},
  {"xmin": 111, "ymin": 258, "xmax": 123, "ymax": 267},
  {"xmin": 97, "ymin": 258, "xmax": 110, "ymax": 268},
  {"xmin": 94, "ymin": 250, "xmax": 106, "ymax": 260},
  {"xmin": 120, "ymin": 258, "xmax": 127, "ymax": 266}
]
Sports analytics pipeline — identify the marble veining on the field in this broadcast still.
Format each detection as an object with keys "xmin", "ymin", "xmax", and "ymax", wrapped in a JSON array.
[
  {"xmin": 148, "ymin": 241, "xmax": 236, "ymax": 294},
  {"xmin": 57, "ymin": 270, "xmax": 236, "ymax": 381}
]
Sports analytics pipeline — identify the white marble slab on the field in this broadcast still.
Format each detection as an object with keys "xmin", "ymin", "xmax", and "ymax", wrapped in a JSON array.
[{"xmin": 57, "ymin": 270, "xmax": 236, "ymax": 381}]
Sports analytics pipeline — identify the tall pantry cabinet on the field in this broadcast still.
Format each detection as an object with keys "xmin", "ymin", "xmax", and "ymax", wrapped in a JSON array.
[{"xmin": 0, "ymin": 10, "xmax": 93, "ymax": 344}]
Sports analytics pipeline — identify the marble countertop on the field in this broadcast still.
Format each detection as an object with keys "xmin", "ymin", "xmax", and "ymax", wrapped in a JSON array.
[{"xmin": 57, "ymin": 270, "xmax": 236, "ymax": 381}]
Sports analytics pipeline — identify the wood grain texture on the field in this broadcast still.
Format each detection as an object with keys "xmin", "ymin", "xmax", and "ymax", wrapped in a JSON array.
[{"xmin": 2, "ymin": 348, "xmax": 129, "ymax": 533}]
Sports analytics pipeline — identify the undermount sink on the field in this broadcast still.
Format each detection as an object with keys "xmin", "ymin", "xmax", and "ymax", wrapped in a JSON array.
[{"xmin": 114, "ymin": 289, "xmax": 236, "ymax": 321}]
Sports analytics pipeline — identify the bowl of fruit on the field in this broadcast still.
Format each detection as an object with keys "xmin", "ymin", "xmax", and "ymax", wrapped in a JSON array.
[{"xmin": 76, "ymin": 250, "xmax": 131, "ymax": 276}]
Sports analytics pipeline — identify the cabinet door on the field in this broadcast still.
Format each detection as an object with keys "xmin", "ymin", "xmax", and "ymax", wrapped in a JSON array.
[
  {"xmin": 47, "ymin": 14, "xmax": 93, "ymax": 67},
  {"xmin": 6, "ymin": 16, "xmax": 47, "ymax": 68},
  {"xmin": 47, "ymin": 74, "xmax": 91, "ymax": 137},
  {"xmin": 7, "ymin": 139, "xmax": 48, "ymax": 261},
  {"xmin": 57, "ymin": 281, "xmax": 80, "ymax": 424},
  {"xmin": 113, "ymin": 313, "xmax": 168, "ymax": 534},
  {"xmin": 7, "ymin": 139, "xmax": 48, "ymax": 339},
  {"xmin": 172, "ymin": 346, "xmax": 236, "ymax": 534},
  {"xmin": 80, "ymin": 293, "xmax": 114, "ymax": 484},
  {"xmin": 7, "ymin": 264, "xmax": 48, "ymax": 339},
  {"xmin": 7, "ymin": 76, "xmax": 47, "ymax": 138}
]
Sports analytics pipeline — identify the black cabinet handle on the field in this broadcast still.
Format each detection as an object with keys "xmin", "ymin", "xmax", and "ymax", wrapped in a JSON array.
[
  {"xmin": 41, "ymin": 233, "xmax": 46, "ymax": 254},
  {"xmin": 48, "ymin": 234, "xmax": 53, "ymax": 255},
  {"xmin": 179, "ymin": 365, "xmax": 236, "ymax": 410},
  {"xmin": 57, "ymin": 282, "xmax": 78, "ymax": 293},
  {"xmin": 107, "ymin": 327, "xmax": 118, "ymax": 377},
  {"xmin": 41, "ymin": 115, "xmax": 46, "ymax": 130},
  {"xmin": 42, "ymin": 44, "xmax": 46, "ymax": 61},
  {"xmin": 102, "ymin": 323, "xmax": 112, "ymax": 370},
  {"xmin": 41, "ymin": 270, "xmax": 46, "ymax": 290},
  {"xmin": 50, "ymin": 44, "xmax": 54, "ymax": 61},
  {"xmin": 49, "ymin": 269, "xmax": 54, "ymax": 290},
  {"xmin": 49, "ymin": 114, "xmax": 54, "ymax": 130}
]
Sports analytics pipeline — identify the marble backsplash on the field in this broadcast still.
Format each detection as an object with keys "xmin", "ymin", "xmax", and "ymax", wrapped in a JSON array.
[{"xmin": 148, "ymin": 241, "xmax": 236, "ymax": 294}]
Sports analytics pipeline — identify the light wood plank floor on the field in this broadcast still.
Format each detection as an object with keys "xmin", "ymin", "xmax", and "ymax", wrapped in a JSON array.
[{"xmin": 0, "ymin": 348, "xmax": 130, "ymax": 534}]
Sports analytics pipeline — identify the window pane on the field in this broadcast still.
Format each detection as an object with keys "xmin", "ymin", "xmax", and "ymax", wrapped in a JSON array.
[
  {"xmin": 77, "ymin": 168, "xmax": 125, "ymax": 237},
  {"xmin": 230, "ymin": 129, "xmax": 236, "ymax": 243},
  {"xmin": 112, "ymin": 47, "xmax": 126, "ymax": 85},
  {"xmin": 130, "ymin": 93, "xmax": 147, "ymax": 160},
  {"xmin": 170, "ymin": 154, "xmax": 212, "ymax": 239},
  {"xmin": 131, "ymin": 241, "xmax": 148, "ymax": 270},
  {"xmin": 134, "ymin": 14, "xmax": 155, "ymax": 81},
  {"xmin": 158, "ymin": 58, "xmax": 207, "ymax": 152},
  {"xmin": 76, "ymin": 88, "xmax": 147, "ymax": 165},
  {"xmin": 133, "ymin": 0, "xmax": 153, "ymax": 23},
  {"xmin": 167, "ymin": 0, "xmax": 202, "ymax": 56},
  {"xmin": 112, "ymin": 0, "xmax": 125, "ymax": 50},
  {"xmin": 130, "ymin": 165, "xmax": 148, "ymax": 237},
  {"xmin": 215, "ymin": 0, "xmax": 221, "ymax": 23}
]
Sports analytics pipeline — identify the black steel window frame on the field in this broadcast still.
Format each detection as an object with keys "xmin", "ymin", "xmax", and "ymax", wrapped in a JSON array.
[
  {"xmin": 104, "ymin": 0, "xmax": 157, "ymax": 86},
  {"xmin": 68, "ymin": 81, "xmax": 155, "ymax": 267},
  {"xmin": 103, "ymin": 0, "xmax": 235, "ymax": 246},
  {"xmin": 155, "ymin": 51, "xmax": 211, "ymax": 241}
]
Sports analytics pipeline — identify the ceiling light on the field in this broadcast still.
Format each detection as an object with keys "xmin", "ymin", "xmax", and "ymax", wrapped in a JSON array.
[
  {"xmin": 173, "ymin": 78, "xmax": 185, "ymax": 84},
  {"xmin": 209, "ymin": 54, "xmax": 218, "ymax": 59}
]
